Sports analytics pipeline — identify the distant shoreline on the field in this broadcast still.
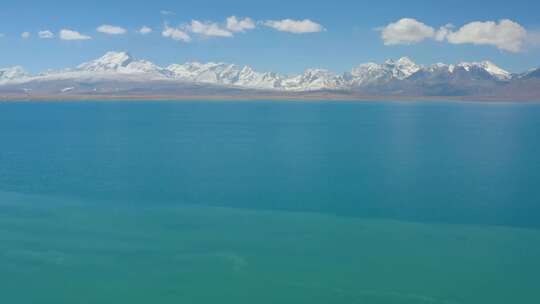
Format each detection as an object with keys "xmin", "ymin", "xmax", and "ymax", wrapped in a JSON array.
[{"xmin": 2, "ymin": 94, "xmax": 540, "ymax": 103}]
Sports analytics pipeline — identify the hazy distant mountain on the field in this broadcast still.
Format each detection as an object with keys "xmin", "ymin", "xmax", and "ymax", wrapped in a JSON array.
[
  {"xmin": 167, "ymin": 62, "xmax": 283, "ymax": 89},
  {"xmin": 1, "ymin": 51, "xmax": 539, "ymax": 99},
  {"xmin": 0, "ymin": 66, "xmax": 31, "ymax": 81},
  {"xmin": 76, "ymin": 51, "xmax": 171, "ymax": 76},
  {"xmin": 518, "ymin": 68, "xmax": 540, "ymax": 79},
  {"xmin": 344, "ymin": 57, "xmax": 421, "ymax": 87}
]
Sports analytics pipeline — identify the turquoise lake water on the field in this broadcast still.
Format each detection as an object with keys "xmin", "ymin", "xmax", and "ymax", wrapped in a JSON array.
[{"xmin": 1, "ymin": 100, "xmax": 540, "ymax": 303}]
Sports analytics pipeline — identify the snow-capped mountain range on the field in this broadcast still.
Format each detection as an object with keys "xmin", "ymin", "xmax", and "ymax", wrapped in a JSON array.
[{"xmin": 1, "ymin": 51, "xmax": 539, "ymax": 98}]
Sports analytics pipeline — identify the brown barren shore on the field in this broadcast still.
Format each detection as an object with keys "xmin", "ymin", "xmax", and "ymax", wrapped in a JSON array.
[{"xmin": 1, "ymin": 94, "xmax": 540, "ymax": 102}]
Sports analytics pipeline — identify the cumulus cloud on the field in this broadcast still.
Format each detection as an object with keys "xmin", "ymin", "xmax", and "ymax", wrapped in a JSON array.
[
  {"xmin": 380, "ymin": 18, "xmax": 530, "ymax": 52},
  {"xmin": 21, "ymin": 32, "xmax": 31, "ymax": 39},
  {"xmin": 59, "ymin": 29, "xmax": 92, "ymax": 40},
  {"xmin": 264, "ymin": 19, "xmax": 324, "ymax": 34},
  {"xmin": 435, "ymin": 24, "xmax": 453, "ymax": 41},
  {"xmin": 38, "ymin": 30, "xmax": 54, "ymax": 39},
  {"xmin": 188, "ymin": 20, "xmax": 233, "ymax": 37},
  {"xmin": 226, "ymin": 16, "xmax": 256, "ymax": 32},
  {"xmin": 162, "ymin": 25, "xmax": 191, "ymax": 42},
  {"xmin": 446, "ymin": 19, "xmax": 527, "ymax": 52},
  {"xmin": 182, "ymin": 17, "xmax": 255, "ymax": 38},
  {"xmin": 97, "ymin": 25, "xmax": 127, "ymax": 35},
  {"xmin": 138, "ymin": 26, "xmax": 153, "ymax": 35},
  {"xmin": 380, "ymin": 18, "xmax": 434, "ymax": 45}
]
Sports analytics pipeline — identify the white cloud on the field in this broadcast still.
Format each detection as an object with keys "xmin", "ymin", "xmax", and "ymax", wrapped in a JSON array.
[
  {"xmin": 21, "ymin": 32, "xmax": 31, "ymax": 39},
  {"xmin": 59, "ymin": 29, "xmax": 92, "ymax": 40},
  {"xmin": 138, "ymin": 26, "xmax": 153, "ymax": 35},
  {"xmin": 162, "ymin": 25, "xmax": 191, "ymax": 42},
  {"xmin": 446, "ymin": 19, "xmax": 527, "ymax": 52},
  {"xmin": 380, "ymin": 18, "xmax": 529, "ymax": 52},
  {"xmin": 264, "ymin": 19, "xmax": 324, "ymax": 34},
  {"xmin": 435, "ymin": 24, "xmax": 453, "ymax": 41},
  {"xmin": 226, "ymin": 16, "xmax": 256, "ymax": 32},
  {"xmin": 181, "ymin": 17, "xmax": 255, "ymax": 38},
  {"xmin": 380, "ymin": 18, "xmax": 435, "ymax": 45},
  {"xmin": 97, "ymin": 25, "xmax": 127, "ymax": 35},
  {"xmin": 188, "ymin": 20, "xmax": 233, "ymax": 37},
  {"xmin": 38, "ymin": 30, "xmax": 54, "ymax": 39}
]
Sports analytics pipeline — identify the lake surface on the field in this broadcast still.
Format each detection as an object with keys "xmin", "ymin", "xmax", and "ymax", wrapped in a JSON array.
[{"xmin": 1, "ymin": 100, "xmax": 540, "ymax": 303}]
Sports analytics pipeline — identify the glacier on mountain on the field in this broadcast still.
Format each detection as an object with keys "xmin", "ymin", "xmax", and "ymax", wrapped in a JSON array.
[{"xmin": 1, "ymin": 51, "xmax": 536, "ymax": 94}]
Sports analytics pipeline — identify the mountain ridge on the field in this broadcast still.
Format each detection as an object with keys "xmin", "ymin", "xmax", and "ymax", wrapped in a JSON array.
[{"xmin": 1, "ymin": 51, "xmax": 539, "ymax": 99}]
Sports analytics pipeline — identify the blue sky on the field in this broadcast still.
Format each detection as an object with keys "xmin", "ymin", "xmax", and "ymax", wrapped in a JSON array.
[{"xmin": 1, "ymin": 0, "xmax": 539, "ymax": 74}]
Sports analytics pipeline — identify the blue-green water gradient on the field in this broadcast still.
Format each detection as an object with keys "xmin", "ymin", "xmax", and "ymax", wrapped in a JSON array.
[{"xmin": 1, "ymin": 100, "xmax": 539, "ymax": 303}]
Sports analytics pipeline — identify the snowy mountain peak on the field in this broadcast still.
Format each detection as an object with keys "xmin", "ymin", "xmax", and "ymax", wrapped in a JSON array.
[
  {"xmin": 103, "ymin": 51, "xmax": 133, "ymax": 62},
  {"xmin": 1, "ymin": 51, "xmax": 531, "ymax": 94},
  {"xmin": 277, "ymin": 68, "xmax": 344, "ymax": 91},
  {"xmin": 478, "ymin": 61, "xmax": 511, "ymax": 80},
  {"xmin": 77, "ymin": 51, "xmax": 134, "ymax": 72},
  {"xmin": 0, "ymin": 66, "xmax": 31, "ymax": 81},
  {"xmin": 345, "ymin": 57, "xmax": 420, "ymax": 86},
  {"xmin": 384, "ymin": 57, "xmax": 415, "ymax": 65},
  {"xmin": 302, "ymin": 68, "xmax": 336, "ymax": 78},
  {"xmin": 396, "ymin": 57, "xmax": 416, "ymax": 66},
  {"xmin": 168, "ymin": 62, "xmax": 242, "ymax": 84},
  {"xmin": 75, "ymin": 51, "xmax": 169, "ymax": 76},
  {"xmin": 519, "ymin": 67, "xmax": 540, "ymax": 79},
  {"xmin": 389, "ymin": 57, "xmax": 421, "ymax": 78},
  {"xmin": 453, "ymin": 61, "xmax": 511, "ymax": 81}
]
